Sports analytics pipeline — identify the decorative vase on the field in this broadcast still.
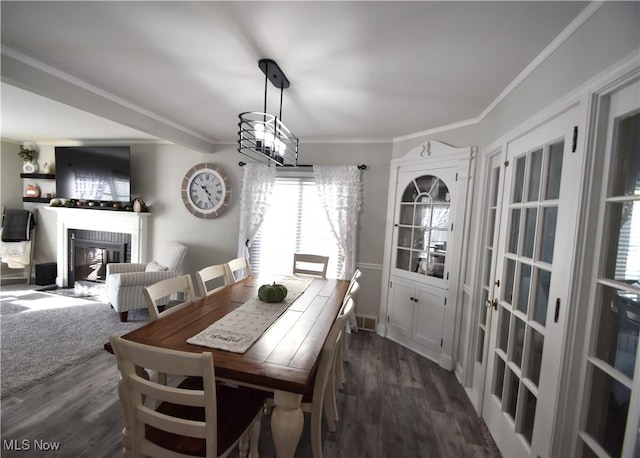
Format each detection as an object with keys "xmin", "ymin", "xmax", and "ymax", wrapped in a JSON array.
[
  {"xmin": 24, "ymin": 184, "xmax": 41, "ymax": 198},
  {"xmin": 42, "ymin": 162, "xmax": 51, "ymax": 174},
  {"xmin": 133, "ymin": 199, "xmax": 142, "ymax": 213},
  {"xmin": 22, "ymin": 161, "xmax": 38, "ymax": 174}
]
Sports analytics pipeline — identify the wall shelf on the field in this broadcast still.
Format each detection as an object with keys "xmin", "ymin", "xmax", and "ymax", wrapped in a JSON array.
[
  {"xmin": 20, "ymin": 173, "xmax": 55, "ymax": 179},
  {"xmin": 23, "ymin": 197, "xmax": 52, "ymax": 203}
]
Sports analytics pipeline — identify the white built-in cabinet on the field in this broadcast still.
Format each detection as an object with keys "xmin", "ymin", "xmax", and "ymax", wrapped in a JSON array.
[{"xmin": 379, "ymin": 140, "xmax": 474, "ymax": 369}]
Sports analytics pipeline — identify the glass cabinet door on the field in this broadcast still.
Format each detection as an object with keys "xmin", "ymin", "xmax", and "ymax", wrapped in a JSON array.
[{"xmin": 395, "ymin": 174, "xmax": 451, "ymax": 279}]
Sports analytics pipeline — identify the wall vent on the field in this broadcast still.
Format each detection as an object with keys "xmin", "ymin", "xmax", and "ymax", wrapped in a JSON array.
[{"xmin": 355, "ymin": 315, "xmax": 378, "ymax": 332}]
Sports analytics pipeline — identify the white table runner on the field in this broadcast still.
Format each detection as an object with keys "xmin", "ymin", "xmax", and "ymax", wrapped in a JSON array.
[{"xmin": 186, "ymin": 276, "xmax": 313, "ymax": 353}]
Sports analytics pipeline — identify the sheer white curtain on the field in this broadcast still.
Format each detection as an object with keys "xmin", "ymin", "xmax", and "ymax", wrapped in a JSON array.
[
  {"xmin": 313, "ymin": 165, "xmax": 363, "ymax": 279},
  {"xmin": 237, "ymin": 164, "xmax": 276, "ymax": 260}
]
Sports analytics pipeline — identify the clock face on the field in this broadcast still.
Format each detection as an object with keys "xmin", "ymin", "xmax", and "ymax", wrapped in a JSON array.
[{"xmin": 181, "ymin": 163, "xmax": 231, "ymax": 219}]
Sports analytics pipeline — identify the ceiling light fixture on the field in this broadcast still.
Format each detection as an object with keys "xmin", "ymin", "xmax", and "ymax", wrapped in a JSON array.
[{"xmin": 238, "ymin": 59, "xmax": 299, "ymax": 166}]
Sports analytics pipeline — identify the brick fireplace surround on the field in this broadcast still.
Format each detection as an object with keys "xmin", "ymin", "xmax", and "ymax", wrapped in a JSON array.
[{"xmin": 45, "ymin": 207, "xmax": 150, "ymax": 288}]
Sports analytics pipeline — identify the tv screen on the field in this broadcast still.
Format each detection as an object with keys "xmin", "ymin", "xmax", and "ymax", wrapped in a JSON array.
[{"xmin": 55, "ymin": 146, "xmax": 131, "ymax": 202}]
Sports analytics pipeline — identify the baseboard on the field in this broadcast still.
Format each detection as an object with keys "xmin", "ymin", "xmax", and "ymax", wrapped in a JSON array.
[{"xmin": 355, "ymin": 314, "xmax": 378, "ymax": 332}]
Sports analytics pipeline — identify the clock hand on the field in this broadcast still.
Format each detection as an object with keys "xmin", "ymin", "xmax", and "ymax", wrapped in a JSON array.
[{"xmin": 199, "ymin": 184, "xmax": 214, "ymax": 204}]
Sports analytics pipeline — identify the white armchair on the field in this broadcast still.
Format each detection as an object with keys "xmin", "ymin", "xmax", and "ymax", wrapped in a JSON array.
[{"xmin": 106, "ymin": 241, "xmax": 188, "ymax": 322}]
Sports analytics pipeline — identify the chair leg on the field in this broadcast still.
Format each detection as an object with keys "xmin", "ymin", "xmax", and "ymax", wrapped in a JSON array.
[
  {"xmin": 324, "ymin": 381, "xmax": 338, "ymax": 432},
  {"xmin": 342, "ymin": 331, "xmax": 347, "ymax": 362},
  {"xmin": 119, "ymin": 311, "xmax": 129, "ymax": 322},
  {"xmin": 336, "ymin": 343, "xmax": 345, "ymax": 389},
  {"xmin": 238, "ymin": 432, "xmax": 249, "ymax": 458},
  {"xmin": 311, "ymin": 395, "xmax": 324, "ymax": 458},
  {"xmin": 249, "ymin": 412, "xmax": 261, "ymax": 458}
]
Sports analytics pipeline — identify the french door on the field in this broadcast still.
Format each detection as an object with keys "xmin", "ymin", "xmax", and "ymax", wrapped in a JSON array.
[
  {"xmin": 470, "ymin": 152, "xmax": 504, "ymax": 410},
  {"xmin": 575, "ymin": 80, "xmax": 640, "ymax": 458},
  {"xmin": 482, "ymin": 104, "xmax": 584, "ymax": 457}
]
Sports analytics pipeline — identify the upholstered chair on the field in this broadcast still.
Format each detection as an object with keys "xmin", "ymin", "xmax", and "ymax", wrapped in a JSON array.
[{"xmin": 106, "ymin": 241, "xmax": 188, "ymax": 322}]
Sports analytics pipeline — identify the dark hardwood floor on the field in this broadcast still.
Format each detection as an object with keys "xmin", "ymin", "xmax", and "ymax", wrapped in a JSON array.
[{"xmin": 1, "ymin": 331, "xmax": 500, "ymax": 457}]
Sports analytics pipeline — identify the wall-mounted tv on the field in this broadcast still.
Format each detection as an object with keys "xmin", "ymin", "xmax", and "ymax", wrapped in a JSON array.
[{"xmin": 55, "ymin": 146, "xmax": 131, "ymax": 202}]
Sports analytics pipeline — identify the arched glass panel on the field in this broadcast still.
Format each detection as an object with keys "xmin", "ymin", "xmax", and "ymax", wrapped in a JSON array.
[{"xmin": 396, "ymin": 175, "xmax": 450, "ymax": 278}]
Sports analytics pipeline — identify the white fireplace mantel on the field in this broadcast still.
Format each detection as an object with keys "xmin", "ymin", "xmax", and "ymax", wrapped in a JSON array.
[{"xmin": 45, "ymin": 207, "xmax": 150, "ymax": 287}]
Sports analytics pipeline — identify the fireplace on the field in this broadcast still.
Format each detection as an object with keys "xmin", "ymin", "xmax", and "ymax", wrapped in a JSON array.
[
  {"xmin": 68, "ymin": 230, "xmax": 130, "ymax": 284},
  {"xmin": 46, "ymin": 207, "xmax": 149, "ymax": 287}
]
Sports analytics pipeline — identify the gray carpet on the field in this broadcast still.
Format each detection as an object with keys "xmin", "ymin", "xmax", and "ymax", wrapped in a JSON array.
[{"xmin": 0, "ymin": 289, "xmax": 148, "ymax": 399}]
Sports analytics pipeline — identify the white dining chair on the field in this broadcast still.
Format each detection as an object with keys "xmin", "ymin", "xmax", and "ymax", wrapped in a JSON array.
[
  {"xmin": 110, "ymin": 334, "xmax": 265, "ymax": 458},
  {"xmin": 309, "ymin": 296, "xmax": 354, "ymax": 457},
  {"xmin": 335, "ymin": 280, "xmax": 360, "ymax": 392},
  {"xmin": 225, "ymin": 257, "xmax": 252, "ymax": 284},
  {"xmin": 292, "ymin": 253, "xmax": 329, "ymax": 278},
  {"xmin": 264, "ymin": 296, "xmax": 353, "ymax": 458},
  {"xmin": 196, "ymin": 264, "xmax": 231, "ymax": 297},
  {"xmin": 143, "ymin": 274, "xmax": 197, "ymax": 321}
]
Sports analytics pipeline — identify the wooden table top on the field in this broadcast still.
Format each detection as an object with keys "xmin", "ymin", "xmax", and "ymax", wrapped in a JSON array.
[{"xmin": 121, "ymin": 275, "xmax": 349, "ymax": 394}]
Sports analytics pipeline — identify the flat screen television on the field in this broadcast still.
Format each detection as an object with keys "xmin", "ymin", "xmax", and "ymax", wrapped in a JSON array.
[{"xmin": 55, "ymin": 146, "xmax": 131, "ymax": 202}]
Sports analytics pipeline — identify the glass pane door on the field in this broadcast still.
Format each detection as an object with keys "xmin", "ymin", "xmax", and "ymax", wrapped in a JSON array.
[
  {"xmin": 482, "ymin": 105, "xmax": 583, "ymax": 458},
  {"xmin": 471, "ymin": 152, "xmax": 504, "ymax": 409},
  {"xmin": 393, "ymin": 169, "xmax": 457, "ymax": 288},
  {"xmin": 577, "ymin": 80, "xmax": 640, "ymax": 458}
]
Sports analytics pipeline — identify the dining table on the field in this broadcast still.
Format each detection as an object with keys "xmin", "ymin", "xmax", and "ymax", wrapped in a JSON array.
[{"xmin": 116, "ymin": 273, "xmax": 350, "ymax": 458}]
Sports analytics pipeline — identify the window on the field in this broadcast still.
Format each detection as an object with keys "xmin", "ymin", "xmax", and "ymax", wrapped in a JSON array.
[{"xmin": 249, "ymin": 176, "xmax": 341, "ymax": 278}]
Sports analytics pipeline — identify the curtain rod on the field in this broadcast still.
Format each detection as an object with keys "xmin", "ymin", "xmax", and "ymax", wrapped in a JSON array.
[{"xmin": 238, "ymin": 161, "xmax": 367, "ymax": 170}]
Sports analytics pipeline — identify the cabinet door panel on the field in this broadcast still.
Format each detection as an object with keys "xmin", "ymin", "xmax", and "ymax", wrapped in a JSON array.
[
  {"xmin": 388, "ymin": 279, "xmax": 414, "ymax": 338},
  {"xmin": 413, "ymin": 286, "xmax": 446, "ymax": 351}
]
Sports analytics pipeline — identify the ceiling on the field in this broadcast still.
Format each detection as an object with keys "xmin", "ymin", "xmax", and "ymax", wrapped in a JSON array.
[{"xmin": 1, "ymin": 1, "xmax": 590, "ymax": 151}]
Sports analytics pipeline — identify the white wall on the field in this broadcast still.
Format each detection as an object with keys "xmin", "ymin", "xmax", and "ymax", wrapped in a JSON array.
[{"xmin": 1, "ymin": 141, "xmax": 24, "ymax": 211}]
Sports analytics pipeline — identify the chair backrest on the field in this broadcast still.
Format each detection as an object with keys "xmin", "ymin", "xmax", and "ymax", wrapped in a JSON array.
[
  {"xmin": 196, "ymin": 264, "xmax": 230, "ymax": 297},
  {"xmin": 156, "ymin": 242, "xmax": 188, "ymax": 273},
  {"xmin": 349, "ymin": 269, "xmax": 362, "ymax": 287},
  {"xmin": 143, "ymin": 274, "xmax": 196, "ymax": 321},
  {"xmin": 293, "ymin": 253, "xmax": 329, "ymax": 278},
  {"xmin": 341, "ymin": 280, "xmax": 360, "ymax": 313},
  {"xmin": 225, "ymin": 257, "xmax": 251, "ymax": 284},
  {"xmin": 110, "ymin": 335, "xmax": 219, "ymax": 457}
]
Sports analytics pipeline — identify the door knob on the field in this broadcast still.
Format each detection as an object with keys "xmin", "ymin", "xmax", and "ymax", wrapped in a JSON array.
[{"xmin": 486, "ymin": 298, "xmax": 498, "ymax": 310}]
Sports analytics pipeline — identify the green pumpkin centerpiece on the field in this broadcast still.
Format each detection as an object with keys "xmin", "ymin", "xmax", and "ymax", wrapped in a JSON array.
[{"xmin": 258, "ymin": 282, "xmax": 288, "ymax": 303}]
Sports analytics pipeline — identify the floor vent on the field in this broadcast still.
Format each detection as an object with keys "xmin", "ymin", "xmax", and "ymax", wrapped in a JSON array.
[{"xmin": 355, "ymin": 315, "xmax": 377, "ymax": 332}]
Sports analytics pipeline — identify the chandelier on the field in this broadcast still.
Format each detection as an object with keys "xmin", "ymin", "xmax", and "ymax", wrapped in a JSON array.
[{"xmin": 238, "ymin": 59, "xmax": 299, "ymax": 166}]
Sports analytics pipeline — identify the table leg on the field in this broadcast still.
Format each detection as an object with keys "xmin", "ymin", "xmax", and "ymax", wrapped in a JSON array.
[{"xmin": 271, "ymin": 391, "xmax": 303, "ymax": 458}]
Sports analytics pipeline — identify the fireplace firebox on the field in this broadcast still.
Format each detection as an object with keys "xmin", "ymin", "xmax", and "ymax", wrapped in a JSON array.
[{"xmin": 68, "ymin": 230, "xmax": 131, "ymax": 285}]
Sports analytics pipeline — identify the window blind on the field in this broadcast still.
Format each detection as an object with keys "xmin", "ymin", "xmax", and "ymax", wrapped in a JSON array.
[{"xmin": 249, "ymin": 177, "xmax": 341, "ymax": 278}]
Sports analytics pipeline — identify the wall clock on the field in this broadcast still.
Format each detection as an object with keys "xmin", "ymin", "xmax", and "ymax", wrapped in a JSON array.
[{"xmin": 181, "ymin": 163, "xmax": 232, "ymax": 219}]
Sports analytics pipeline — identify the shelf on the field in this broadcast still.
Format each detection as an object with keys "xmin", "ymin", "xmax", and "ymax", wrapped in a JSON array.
[
  {"xmin": 23, "ymin": 197, "xmax": 52, "ymax": 203},
  {"xmin": 396, "ymin": 246, "xmax": 447, "ymax": 256},
  {"xmin": 21, "ymin": 173, "xmax": 55, "ymax": 179}
]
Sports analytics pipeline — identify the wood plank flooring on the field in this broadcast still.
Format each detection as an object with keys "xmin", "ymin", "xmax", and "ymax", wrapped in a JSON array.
[{"xmin": 1, "ymin": 332, "xmax": 500, "ymax": 457}]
